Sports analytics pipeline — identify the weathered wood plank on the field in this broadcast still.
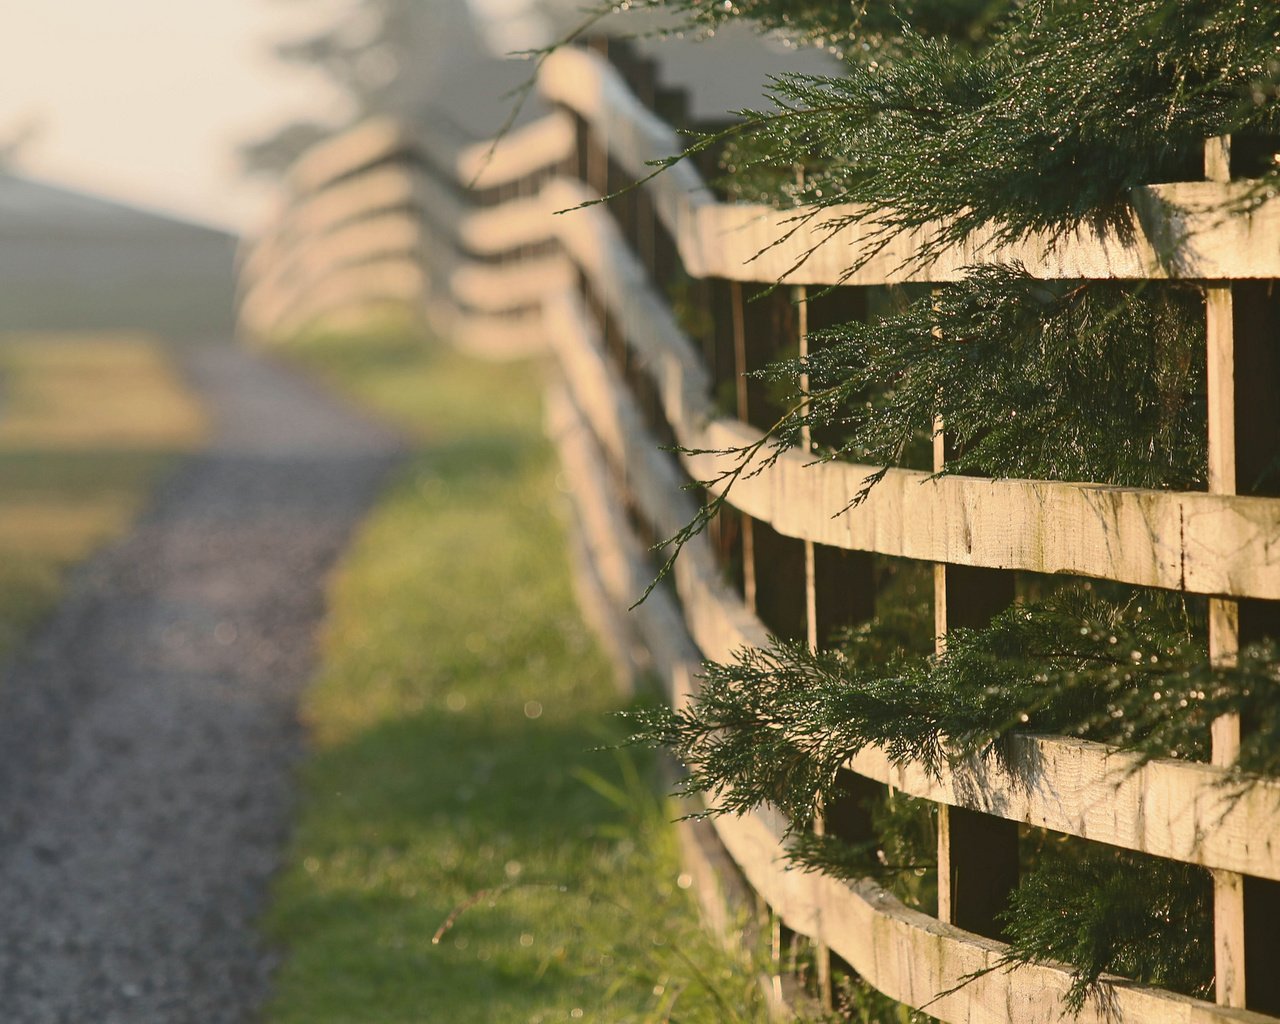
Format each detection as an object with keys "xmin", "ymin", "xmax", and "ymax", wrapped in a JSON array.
[
  {"xmin": 456, "ymin": 110, "xmax": 575, "ymax": 191},
  {"xmin": 849, "ymin": 740, "xmax": 1280, "ymax": 883},
  {"xmin": 690, "ymin": 419, "xmax": 1280, "ymax": 601},
  {"xmin": 285, "ymin": 116, "xmax": 411, "ymax": 195},
  {"xmin": 449, "ymin": 254, "xmax": 573, "ymax": 314},
  {"xmin": 692, "ymin": 182, "xmax": 1280, "ymax": 285}
]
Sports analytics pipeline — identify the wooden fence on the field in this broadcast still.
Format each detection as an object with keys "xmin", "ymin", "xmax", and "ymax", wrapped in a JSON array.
[{"xmin": 240, "ymin": 41, "xmax": 1280, "ymax": 1023}]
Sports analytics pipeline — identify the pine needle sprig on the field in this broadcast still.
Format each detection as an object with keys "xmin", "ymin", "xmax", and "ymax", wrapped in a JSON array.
[{"xmin": 788, "ymin": 791, "xmax": 937, "ymax": 909}]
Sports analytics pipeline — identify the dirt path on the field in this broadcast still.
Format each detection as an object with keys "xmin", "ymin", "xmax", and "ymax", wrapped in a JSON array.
[{"xmin": 0, "ymin": 341, "xmax": 403, "ymax": 1023}]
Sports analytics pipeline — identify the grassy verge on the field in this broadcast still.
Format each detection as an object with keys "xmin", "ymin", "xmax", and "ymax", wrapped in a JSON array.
[
  {"xmin": 262, "ymin": 326, "xmax": 774, "ymax": 1023},
  {"xmin": 0, "ymin": 332, "xmax": 205, "ymax": 658}
]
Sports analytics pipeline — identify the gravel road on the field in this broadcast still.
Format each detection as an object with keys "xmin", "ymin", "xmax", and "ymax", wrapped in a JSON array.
[{"xmin": 0, "ymin": 341, "xmax": 403, "ymax": 1023}]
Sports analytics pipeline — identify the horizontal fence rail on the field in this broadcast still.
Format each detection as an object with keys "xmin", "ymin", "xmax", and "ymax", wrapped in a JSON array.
[{"xmin": 241, "ymin": 40, "xmax": 1280, "ymax": 1022}]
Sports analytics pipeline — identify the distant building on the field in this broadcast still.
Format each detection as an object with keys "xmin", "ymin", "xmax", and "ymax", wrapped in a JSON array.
[{"xmin": 0, "ymin": 174, "xmax": 237, "ymax": 337}]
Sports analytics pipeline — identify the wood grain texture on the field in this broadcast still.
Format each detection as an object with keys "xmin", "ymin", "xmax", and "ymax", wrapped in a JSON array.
[
  {"xmin": 691, "ymin": 419, "xmax": 1280, "ymax": 601},
  {"xmin": 848, "ymin": 740, "xmax": 1280, "ymax": 882}
]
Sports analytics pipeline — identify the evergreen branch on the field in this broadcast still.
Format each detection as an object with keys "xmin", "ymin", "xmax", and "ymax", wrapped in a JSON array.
[
  {"xmin": 625, "ymin": 585, "xmax": 1280, "ymax": 831},
  {"xmin": 994, "ymin": 843, "xmax": 1213, "ymax": 1012}
]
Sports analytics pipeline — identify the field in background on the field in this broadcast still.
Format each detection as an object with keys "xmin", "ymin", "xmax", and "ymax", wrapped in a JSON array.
[
  {"xmin": 263, "ymin": 326, "xmax": 774, "ymax": 1024},
  {"xmin": 0, "ymin": 333, "xmax": 205, "ymax": 659}
]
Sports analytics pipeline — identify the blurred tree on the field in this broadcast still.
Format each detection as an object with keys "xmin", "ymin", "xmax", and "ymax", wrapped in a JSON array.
[
  {"xmin": 240, "ymin": 0, "xmax": 530, "ymax": 176},
  {"xmin": 0, "ymin": 115, "xmax": 44, "ymax": 171},
  {"xmin": 239, "ymin": 119, "xmax": 333, "ymax": 179}
]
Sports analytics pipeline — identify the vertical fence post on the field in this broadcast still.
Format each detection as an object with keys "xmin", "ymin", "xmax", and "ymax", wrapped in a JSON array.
[
  {"xmin": 931, "ymin": 291, "xmax": 1019, "ymax": 937},
  {"xmin": 740, "ymin": 286, "xmax": 807, "ymax": 641},
  {"xmin": 793, "ymin": 280, "xmax": 835, "ymax": 1009},
  {"xmin": 1206, "ymin": 133, "xmax": 1247, "ymax": 1011},
  {"xmin": 631, "ymin": 57, "xmax": 659, "ymax": 276},
  {"xmin": 585, "ymin": 36, "xmax": 610, "ymax": 202},
  {"xmin": 1207, "ymin": 133, "xmax": 1280, "ymax": 1016},
  {"xmin": 805, "ymin": 288, "xmax": 876, "ymax": 642},
  {"xmin": 933, "ymin": 566, "xmax": 1019, "ymax": 936},
  {"xmin": 729, "ymin": 281, "xmax": 758, "ymax": 611}
]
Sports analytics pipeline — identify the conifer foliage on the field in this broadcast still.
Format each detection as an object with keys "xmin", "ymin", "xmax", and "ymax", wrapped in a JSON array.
[{"xmin": 998, "ymin": 841, "xmax": 1213, "ymax": 1011}]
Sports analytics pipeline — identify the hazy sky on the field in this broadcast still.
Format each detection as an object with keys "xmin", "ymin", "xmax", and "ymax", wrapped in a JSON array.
[{"xmin": 0, "ymin": 1, "xmax": 351, "ymax": 232}]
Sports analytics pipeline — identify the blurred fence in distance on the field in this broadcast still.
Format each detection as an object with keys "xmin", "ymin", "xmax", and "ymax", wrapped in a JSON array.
[{"xmin": 239, "ymin": 40, "xmax": 1280, "ymax": 1023}]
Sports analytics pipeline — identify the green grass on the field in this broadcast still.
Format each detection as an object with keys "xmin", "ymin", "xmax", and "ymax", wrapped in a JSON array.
[
  {"xmin": 263, "ymin": 325, "xmax": 774, "ymax": 1023},
  {"xmin": 0, "ymin": 332, "xmax": 205, "ymax": 658}
]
